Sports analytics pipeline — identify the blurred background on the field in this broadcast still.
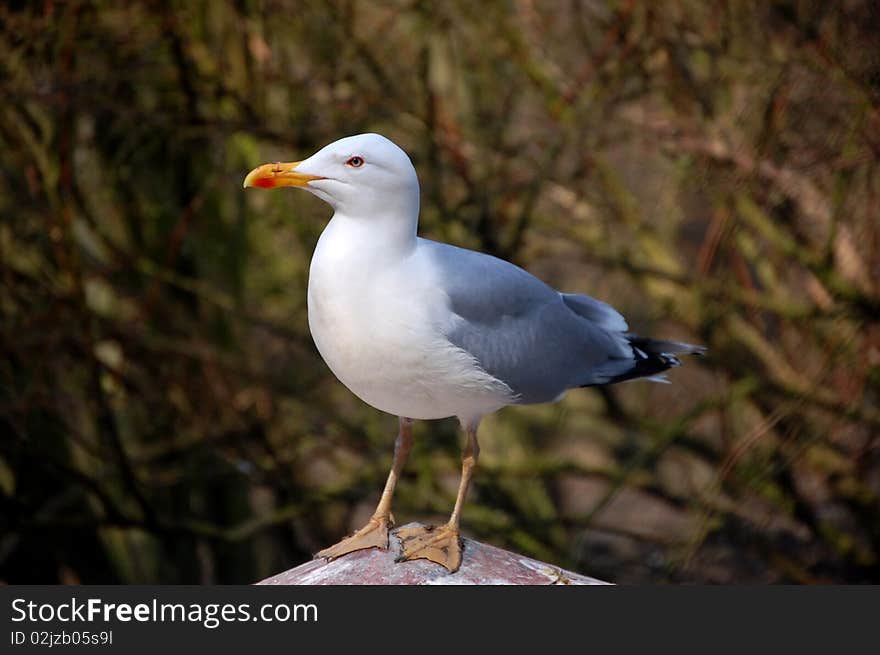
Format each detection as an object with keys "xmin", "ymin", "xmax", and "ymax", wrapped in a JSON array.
[{"xmin": 1, "ymin": 0, "xmax": 878, "ymax": 584}]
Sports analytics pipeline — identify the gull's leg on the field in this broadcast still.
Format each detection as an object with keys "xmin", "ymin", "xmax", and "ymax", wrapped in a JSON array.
[
  {"xmin": 396, "ymin": 422, "xmax": 480, "ymax": 572},
  {"xmin": 317, "ymin": 417, "xmax": 414, "ymax": 560}
]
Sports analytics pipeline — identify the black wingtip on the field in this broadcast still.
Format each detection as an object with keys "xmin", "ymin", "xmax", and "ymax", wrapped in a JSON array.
[
  {"xmin": 629, "ymin": 336, "xmax": 706, "ymax": 357},
  {"xmin": 603, "ymin": 335, "xmax": 703, "ymax": 385}
]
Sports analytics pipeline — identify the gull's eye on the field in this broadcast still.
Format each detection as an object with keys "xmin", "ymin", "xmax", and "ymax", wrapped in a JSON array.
[{"xmin": 346, "ymin": 156, "xmax": 364, "ymax": 168}]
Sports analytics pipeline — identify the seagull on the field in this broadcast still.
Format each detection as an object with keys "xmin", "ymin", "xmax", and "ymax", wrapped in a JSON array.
[{"xmin": 244, "ymin": 133, "xmax": 704, "ymax": 572}]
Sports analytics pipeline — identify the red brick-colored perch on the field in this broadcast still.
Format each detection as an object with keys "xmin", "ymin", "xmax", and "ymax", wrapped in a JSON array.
[{"xmin": 258, "ymin": 522, "xmax": 608, "ymax": 585}]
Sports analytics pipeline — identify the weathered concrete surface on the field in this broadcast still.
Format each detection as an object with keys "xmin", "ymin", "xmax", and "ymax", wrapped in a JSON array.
[{"xmin": 258, "ymin": 522, "xmax": 608, "ymax": 585}]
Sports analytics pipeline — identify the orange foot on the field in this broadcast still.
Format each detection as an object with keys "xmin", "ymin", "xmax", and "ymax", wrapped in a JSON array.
[
  {"xmin": 316, "ymin": 515, "xmax": 391, "ymax": 560},
  {"xmin": 395, "ymin": 523, "xmax": 462, "ymax": 572}
]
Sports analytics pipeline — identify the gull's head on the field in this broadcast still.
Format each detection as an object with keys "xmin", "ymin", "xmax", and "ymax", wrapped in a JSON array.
[{"xmin": 243, "ymin": 133, "xmax": 420, "ymax": 219}]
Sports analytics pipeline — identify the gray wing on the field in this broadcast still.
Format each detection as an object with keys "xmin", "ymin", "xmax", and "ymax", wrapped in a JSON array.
[{"xmin": 422, "ymin": 239, "xmax": 636, "ymax": 404}]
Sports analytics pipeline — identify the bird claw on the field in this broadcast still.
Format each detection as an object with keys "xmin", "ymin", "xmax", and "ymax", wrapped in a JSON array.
[
  {"xmin": 316, "ymin": 515, "xmax": 391, "ymax": 560},
  {"xmin": 395, "ymin": 523, "xmax": 462, "ymax": 572}
]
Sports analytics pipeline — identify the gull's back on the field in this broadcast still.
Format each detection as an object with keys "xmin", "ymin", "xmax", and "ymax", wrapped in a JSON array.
[{"xmin": 421, "ymin": 238, "xmax": 641, "ymax": 405}]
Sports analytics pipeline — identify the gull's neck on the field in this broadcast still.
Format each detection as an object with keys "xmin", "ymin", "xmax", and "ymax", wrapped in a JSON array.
[
  {"xmin": 335, "ymin": 210, "xmax": 416, "ymax": 243},
  {"xmin": 319, "ymin": 204, "xmax": 419, "ymax": 262},
  {"xmin": 311, "ymin": 173, "xmax": 421, "ymax": 268}
]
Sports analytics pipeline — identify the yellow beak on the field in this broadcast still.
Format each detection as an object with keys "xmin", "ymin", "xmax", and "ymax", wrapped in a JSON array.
[{"xmin": 242, "ymin": 161, "xmax": 325, "ymax": 189}]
